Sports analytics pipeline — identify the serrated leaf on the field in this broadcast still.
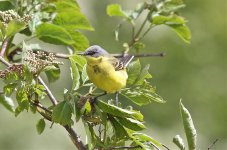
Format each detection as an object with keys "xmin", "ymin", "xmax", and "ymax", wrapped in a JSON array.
[
  {"xmin": 53, "ymin": 11, "xmax": 93, "ymax": 31},
  {"xmin": 117, "ymin": 117, "xmax": 145, "ymax": 131},
  {"xmin": 180, "ymin": 100, "xmax": 197, "ymax": 150},
  {"xmin": 127, "ymin": 59, "xmax": 141, "ymax": 85},
  {"xmin": 81, "ymin": 64, "xmax": 88, "ymax": 84},
  {"xmin": 152, "ymin": 15, "xmax": 185, "ymax": 25},
  {"xmin": 69, "ymin": 58, "xmax": 80, "ymax": 91},
  {"xmin": 0, "ymin": 95, "xmax": 15, "ymax": 112},
  {"xmin": 96, "ymin": 100, "xmax": 143, "ymax": 121},
  {"xmin": 36, "ymin": 23, "xmax": 74, "ymax": 45},
  {"xmin": 83, "ymin": 122, "xmax": 96, "ymax": 150},
  {"xmin": 6, "ymin": 20, "xmax": 26, "ymax": 38},
  {"xmin": 109, "ymin": 116, "xmax": 128, "ymax": 139},
  {"xmin": 52, "ymin": 101, "xmax": 73, "ymax": 126},
  {"xmin": 36, "ymin": 118, "xmax": 46, "ymax": 134},
  {"xmin": 173, "ymin": 135, "xmax": 185, "ymax": 150},
  {"xmin": 107, "ymin": 4, "xmax": 127, "ymax": 18}
]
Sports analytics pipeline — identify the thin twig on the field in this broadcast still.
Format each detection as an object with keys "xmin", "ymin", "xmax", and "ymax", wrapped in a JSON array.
[
  {"xmin": 54, "ymin": 52, "xmax": 165, "ymax": 59},
  {"xmin": 0, "ymin": 39, "xmax": 9, "ymax": 56},
  {"xmin": 109, "ymin": 145, "xmax": 141, "ymax": 149},
  {"xmin": 162, "ymin": 144, "xmax": 170, "ymax": 150},
  {"xmin": 208, "ymin": 139, "xmax": 219, "ymax": 150},
  {"xmin": 38, "ymin": 76, "xmax": 58, "ymax": 105},
  {"xmin": 0, "ymin": 56, "xmax": 10, "ymax": 66}
]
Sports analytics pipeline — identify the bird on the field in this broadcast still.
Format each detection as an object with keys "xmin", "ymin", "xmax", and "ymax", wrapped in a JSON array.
[{"xmin": 79, "ymin": 45, "xmax": 134, "ymax": 102}]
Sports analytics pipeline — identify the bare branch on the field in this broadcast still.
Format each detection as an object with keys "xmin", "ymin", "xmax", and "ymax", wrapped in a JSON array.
[
  {"xmin": 0, "ymin": 39, "xmax": 9, "ymax": 57},
  {"xmin": 109, "ymin": 145, "xmax": 141, "ymax": 149},
  {"xmin": 38, "ymin": 76, "xmax": 58, "ymax": 105}
]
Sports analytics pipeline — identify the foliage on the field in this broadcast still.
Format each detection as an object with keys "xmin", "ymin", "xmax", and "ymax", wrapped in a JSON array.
[{"xmin": 0, "ymin": 0, "xmax": 197, "ymax": 150}]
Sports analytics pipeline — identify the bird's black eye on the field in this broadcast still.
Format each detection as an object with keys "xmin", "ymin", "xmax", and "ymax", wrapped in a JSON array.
[{"xmin": 88, "ymin": 51, "xmax": 96, "ymax": 55}]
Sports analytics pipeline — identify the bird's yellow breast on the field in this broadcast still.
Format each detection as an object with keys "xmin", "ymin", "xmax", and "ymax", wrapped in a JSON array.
[{"xmin": 86, "ymin": 56, "xmax": 128, "ymax": 93}]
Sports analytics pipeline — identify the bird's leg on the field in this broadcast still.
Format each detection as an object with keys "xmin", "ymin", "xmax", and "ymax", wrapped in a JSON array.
[
  {"xmin": 115, "ymin": 92, "xmax": 119, "ymax": 105},
  {"xmin": 92, "ymin": 91, "xmax": 107, "ymax": 103}
]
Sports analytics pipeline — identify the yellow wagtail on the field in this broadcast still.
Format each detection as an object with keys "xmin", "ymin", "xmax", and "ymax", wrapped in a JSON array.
[{"xmin": 80, "ymin": 45, "xmax": 134, "ymax": 95}]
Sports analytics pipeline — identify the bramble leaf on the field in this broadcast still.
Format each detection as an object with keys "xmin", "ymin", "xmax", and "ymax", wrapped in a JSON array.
[
  {"xmin": 180, "ymin": 100, "xmax": 197, "ymax": 150},
  {"xmin": 69, "ymin": 55, "xmax": 86, "ymax": 71},
  {"xmin": 127, "ymin": 59, "xmax": 141, "ymax": 85},
  {"xmin": 36, "ymin": 118, "xmax": 46, "ymax": 134},
  {"xmin": 36, "ymin": 23, "xmax": 74, "ymax": 45},
  {"xmin": 109, "ymin": 116, "xmax": 128, "ymax": 139},
  {"xmin": 52, "ymin": 101, "xmax": 73, "ymax": 126}
]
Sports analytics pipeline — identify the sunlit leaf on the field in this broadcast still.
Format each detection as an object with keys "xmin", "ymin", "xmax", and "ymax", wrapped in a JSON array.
[
  {"xmin": 53, "ymin": 11, "xmax": 93, "ymax": 31},
  {"xmin": 69, "ymin": 55, "xmax": 86, "ymax": 71},
  {"xmin": 180, "ymin": 100, "xmax": 197, "ymax": 150},
  {"xmin": 4, "ymin": 83, "xmax": 17, "ymax": 96},
  {"xmin": 107, "ymin": 4, "xmax": 127, "ymax": 18},
  {"xmin": 6, "ymin": 20, "xmax": 26, "ymax": 38},
  {"xmin": 36, "ymin": 23, "xmax": 74, "ymax": 45},
  {"xmin": 109, "ymin": 116, "xmax": 128, "ymax": 139},
  {"xmin": 36, "ymin": 118, "xmax": 46, "ymax": 134},
  {"xmin": 96, "ymin": 100, "xmax": 143, "ymax": 121},
  {"xmin": 16, "ymin": 88, "xmax": 29, "ymax": 111},
  {"xmin": 117, "ymin": 117, "xmax": 145, "ymax": 131},
  {"xmin": 70, "ymin": 58, "xmax": 80, "ymax": 91},
  {"xmin": 168, "ymin": 24, "xmax": 191, "ymax": 43},
  {"xmin": 52, "ymin": 101, "xmax": 73, "ymax": 126},
  {"xmin": 173, "ymin": 135, "xmax": 185, "ymax": 150},
  {"xmin": 0, "ymin": 95, "xmax": 15, "ymax": 112},
  {"xmin": 69, "ymin": 30, "xmax": 89, "ymax": 51}
]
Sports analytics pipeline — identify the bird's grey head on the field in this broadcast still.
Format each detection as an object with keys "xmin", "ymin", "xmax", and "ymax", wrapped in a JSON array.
[{"xmin": 83, "ymin": 45, "xmax": 109, "ymax": 57}]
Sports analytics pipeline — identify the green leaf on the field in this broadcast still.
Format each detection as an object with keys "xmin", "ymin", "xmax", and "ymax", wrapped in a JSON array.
[
  {"xmin": 96, "ymin": 100, "xmax": 143, "ymax": 121},
  {"xmin": 121, "ymin": 90, "xmax": 151, "ymax": 106},
  {"xmin": 173, "ymin": 135, "xmax": 185, "ymax": 150},
  {"xmin": 0, "ymin": 95, "xmax": 15, "ymax": 112},
  {"xmin": 45, "ymin": 64, "xmax": 60, "ymax": 82},
  {"xmin": 0, "ymin": 0, "xmax": 14, "ymax": 11},
  {"xmin": 69, "ymin": 58, "xmax": 80, "ymax": 91},
  {"xmin": 164, "ymin": 0, "xmax": 185, "ymax": 12},
  {"xmin": 131, "ymin": 132, "xmax": 163, "ymax": 149},
  {"xmin": 16, "ymin": 88, "xmax": 29, "ymax": 111},
  {"xmin": 36, "ymin": 119, "xmax": 46, "ymax": 135},
  {"xmin": 168, "ymin": 24, "xmax": 191, "ymax": 43},
  {"xmin": 117, "ymin": 117, "xmax": 145, "ymax": 131},
  {"xmin": 81, "ymin": 64, "xmax": 88, "ymax": 84},
  {"xmin": 109, "ymin": 116, "xmax": 128, "ymax": 139},
  {"xmin": 80, "ymin": 100, "xmax": 91, "ymax": 115},
  {"xmin": 54, "ymin": 1, "xmax": 80, "ymax": 13},
  {"xmin": 36, "ymin": 23, "xmax": 74, "ymax": 45},
  {"xmin": 69, "ymin": 55, "xmax": 86, "ymax": 71},
  {"xmin": 134, "ymin": 64, "xmax": 152, "ymax": 85},
  {"xmin": 6, "ymin": 20, "xmax": 26, "ymax": 38},
  {"xmin": 69, "ymin": 31, "xmax": 89, "ymax": 51},
  {"xmin": 127, "ymin": 59, "xmax": 141, "ymax": 85},
  {"xmin": 4, "ymin": 83, "xmax": 17, "ymax": 96},
  {"xmin": 107, "ymin": 4, "xmax": 127, "ymax": 18},
  {"xmin": 152, "ymin": 15, "xmax": 185, "ymax": 25},
  {"xmin": 52, "ymin": 101, "xmax": 73, "ymax": 126},
  {"xmin": 53, "ymin": 11, "xmax": 93, "ymax": 31},
  {"xmin": 179, "ymin": 100, "xmax": 197, "ymax": 150},
  {"xmin": 83, "ymin": 122, "xmax": 96, "ymax": 150}
]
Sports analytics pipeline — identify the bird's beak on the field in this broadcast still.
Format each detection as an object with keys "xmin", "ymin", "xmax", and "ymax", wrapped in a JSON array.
[{"xmin": 77, "ymin": 52, "xmax": 85, "ymax": 56}]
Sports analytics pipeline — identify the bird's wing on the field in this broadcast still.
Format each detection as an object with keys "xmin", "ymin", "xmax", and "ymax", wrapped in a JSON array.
[{"xmin": 110, "ymin": 55, "xmax": 134, "ymax": 71}]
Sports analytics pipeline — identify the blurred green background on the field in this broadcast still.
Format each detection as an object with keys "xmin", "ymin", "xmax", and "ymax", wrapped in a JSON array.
[{"xmin": 0, "ymin": 0, "xmax": 226, "ymax": 149}]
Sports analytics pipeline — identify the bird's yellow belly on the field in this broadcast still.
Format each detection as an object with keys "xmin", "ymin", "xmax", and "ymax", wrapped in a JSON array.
[{"xmin": 86, "ymin": 63, "xmax": 128, "ymax": 93}]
